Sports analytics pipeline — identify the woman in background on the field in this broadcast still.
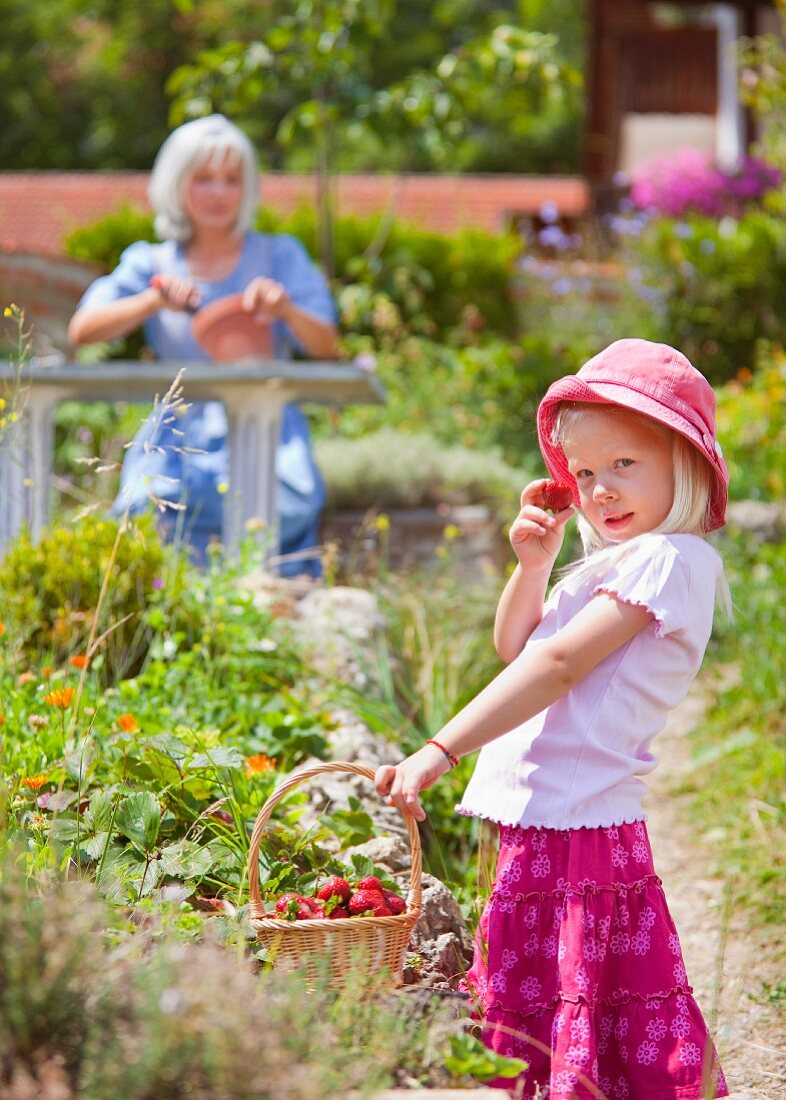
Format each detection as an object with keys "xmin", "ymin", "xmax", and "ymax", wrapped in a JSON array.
[{"xmin": 68, "ymin": 113, "xmax": 338, "ymax": 575}]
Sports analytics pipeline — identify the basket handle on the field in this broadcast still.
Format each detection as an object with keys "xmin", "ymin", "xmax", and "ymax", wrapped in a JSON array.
[{"xmin": 246, "ymin": 761, "xmax": 423, "ymax": 920}]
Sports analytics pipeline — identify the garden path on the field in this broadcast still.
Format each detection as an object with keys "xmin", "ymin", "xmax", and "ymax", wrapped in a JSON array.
[{"xmin": 647, "ymin": 685, "xmax": 786, "ymax": 1100}]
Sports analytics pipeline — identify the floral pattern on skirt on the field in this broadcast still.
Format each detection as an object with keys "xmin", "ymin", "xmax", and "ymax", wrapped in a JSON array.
[{"xmin": 463, "ymin": 821, "xmax": 727, "ymax": 1099}]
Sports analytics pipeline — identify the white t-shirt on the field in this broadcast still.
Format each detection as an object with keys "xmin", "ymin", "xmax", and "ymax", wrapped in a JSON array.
[{"xmin": 457, "ymin": 533, "xmax": 724, "ymax": 830}]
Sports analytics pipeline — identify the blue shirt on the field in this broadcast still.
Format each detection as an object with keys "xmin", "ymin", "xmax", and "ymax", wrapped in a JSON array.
[{"xmin": 77, "ymin": 232, "xmax": 337, "ymax": 568}]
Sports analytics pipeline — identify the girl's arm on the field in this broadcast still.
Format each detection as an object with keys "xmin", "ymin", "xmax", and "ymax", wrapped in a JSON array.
[
  {"xmin": 376, "ymin": 591, "xmax": 653, "ymax": 820},
  {"xmin": 494, "ymin": 479, "xmax": 573, "ymax": 662}
]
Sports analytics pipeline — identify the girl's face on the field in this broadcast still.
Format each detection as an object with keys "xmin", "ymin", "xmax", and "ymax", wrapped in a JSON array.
[
  {"xmin": 183, "ymin": 150, "xmax": 244, "ymax": 236},
  {"xmin": 562, "ymin": 406, "xmax": 674, "ymax": 543}
]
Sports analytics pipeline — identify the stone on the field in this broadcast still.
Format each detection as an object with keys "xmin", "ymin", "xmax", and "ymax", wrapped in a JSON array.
[{"xmin": 724, "ymin": 500, "xmax": 786, "ymax": 543}]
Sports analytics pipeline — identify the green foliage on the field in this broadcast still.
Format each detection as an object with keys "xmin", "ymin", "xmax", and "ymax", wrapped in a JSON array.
[
  {"xmin": 623, "ymin": 210, "xmax": 786, "ymax": 384},
  {"xmin": 683, "ymin": 531, "xmax": 786, "ymax": 926},
  {"xmin": 0, "ymin": 515, "xmax": 179, "ymax": 678},
  {"xmin": 316, "ymin": 428, "xmax": 531, "ymax": 514},
  {"xmin": 318, "ymin": 334, "xmax": 570, "ymax": 467},
  {"xmin": 0, "ymin": 855, "xmax": 465, "ymax": 1098},
  {"xmin": 715, "ymin": 344, "xmax": 786, "ymax": 501},
  {"xmin": 445, "ymin": 1031, "xmax": 527, "ymax": 1083}
]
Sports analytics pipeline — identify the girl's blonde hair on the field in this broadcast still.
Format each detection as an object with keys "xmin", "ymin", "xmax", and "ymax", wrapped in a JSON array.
[
  {"xmin": 552, "ymin": 402, "xmax": 731, "ymax": 612},
  {"xmin": 148, "ymin": 114, "xmax": 259, "ymax": 243}
]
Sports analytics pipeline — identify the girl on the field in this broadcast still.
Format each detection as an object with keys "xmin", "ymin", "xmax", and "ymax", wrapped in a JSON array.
[
  {"xmin": 376, "ymin": 339, "xmax": 730, "ymax": 1099},
  {"xmin": 68, "ymin": 114, "xmax": 338, "ymax": 574}
]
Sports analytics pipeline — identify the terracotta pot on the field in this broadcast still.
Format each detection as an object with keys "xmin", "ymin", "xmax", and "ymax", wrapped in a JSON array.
[{"xmin": 191, "ymin": 293, "xmax": 273, "ymax": 362}]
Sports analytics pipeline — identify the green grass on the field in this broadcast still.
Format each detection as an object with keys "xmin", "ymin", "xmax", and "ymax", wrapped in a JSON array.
[{"xmin": 680, "ymin": 531, "xmax": 786, "ymax": 930}]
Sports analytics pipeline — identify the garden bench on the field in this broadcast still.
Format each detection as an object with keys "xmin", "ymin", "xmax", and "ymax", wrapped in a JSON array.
[{"xmin": 0, "ymin": 359, "xmax": 383, "ymax": 557}]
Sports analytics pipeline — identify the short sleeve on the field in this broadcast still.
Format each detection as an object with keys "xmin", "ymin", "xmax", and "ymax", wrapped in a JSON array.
[
  {"xmin": 272, "ymin": 234, "xmax": 336, "ymax": 325},
  {"xmin": 592, "ymin": 535, "xmax": 698, "ymax": 639},
  {"xmin": 76, "ymin": 240, "xmax": 156, "ymax": 311}
]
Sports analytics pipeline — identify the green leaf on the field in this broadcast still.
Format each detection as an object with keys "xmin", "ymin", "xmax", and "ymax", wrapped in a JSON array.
[
  {"xmin": 158, "ymin": 839, "xmax": 214, "ymax": 880},
  {"xmin": 85, "ymin": 791, "xmax": 115, "ymax": 833},
  {"xmin": 188, "ymin": 746, "xmax": 246, "ymax": 771},
  {"xmin": 444, "ymin": 1032, "xmax": 527, "ymax": 1083},
  {"xmin": 116, "ymin": 791, "xmax": 161, "ymax": 853}
]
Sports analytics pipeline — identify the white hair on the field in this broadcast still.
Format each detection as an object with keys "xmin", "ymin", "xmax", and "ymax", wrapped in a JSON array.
[{"xmin": 148, "ymin": 114, "xmax": 259, "ymax": 242}]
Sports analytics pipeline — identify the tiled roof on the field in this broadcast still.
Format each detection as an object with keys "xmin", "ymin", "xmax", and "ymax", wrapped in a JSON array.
[{"xmin": 0, "ymin": 171, "xmax": 588, "ymax": 259}]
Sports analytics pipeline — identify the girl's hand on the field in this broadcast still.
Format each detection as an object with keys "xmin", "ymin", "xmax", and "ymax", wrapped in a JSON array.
[
  {"xmin": 150, "ymin": 274, "xmax": 201, "ymax": 313},
  {"xmin": 374, "ymin": 744, "xmax": 452, "ymax": 822},
  {"xmin": 242, "ymin": 277, "xmax": 292, "ymax": 321},
  {"xmin": 509, "ymin": 478, "xmax": 574, "ymax": 570}
]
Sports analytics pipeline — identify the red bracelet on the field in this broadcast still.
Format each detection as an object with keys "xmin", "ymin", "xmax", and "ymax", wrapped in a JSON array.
[{"xmin": 425, "ymin": 739, "xmax": 460, "ymax": 768}]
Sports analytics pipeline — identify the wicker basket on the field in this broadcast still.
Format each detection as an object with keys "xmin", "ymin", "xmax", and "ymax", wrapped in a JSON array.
[{"xmin": 247, "ymin": 761, "xmax": 422, "ymax": 988}]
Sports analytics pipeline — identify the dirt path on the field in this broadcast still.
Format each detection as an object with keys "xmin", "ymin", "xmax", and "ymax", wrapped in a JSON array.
[{"xmin": 646, "ymin": 688, "xmax": 786, "ymax": 1099}]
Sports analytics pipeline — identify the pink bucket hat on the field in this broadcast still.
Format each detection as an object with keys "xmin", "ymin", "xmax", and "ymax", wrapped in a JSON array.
[{"xmin": 536, "ymin": 338, "xmax": 729, "ymax": 531}]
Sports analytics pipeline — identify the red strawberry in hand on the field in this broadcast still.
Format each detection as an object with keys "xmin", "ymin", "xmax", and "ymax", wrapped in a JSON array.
[{"xmin": 542, "ymin": 480, "xmax": 574, "ymax": 513}]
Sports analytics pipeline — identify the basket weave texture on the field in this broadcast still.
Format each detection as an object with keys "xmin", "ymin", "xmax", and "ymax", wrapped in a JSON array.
[{"xmin": 247, "ymin": 761, "xmax": 422, "ymax": 987}]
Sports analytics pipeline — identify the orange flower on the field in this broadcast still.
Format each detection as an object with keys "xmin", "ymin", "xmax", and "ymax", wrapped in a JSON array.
[
  {"xmin": 69, "ymin": 655, "xmax": 89, "ymax": 670},
  {"xmin": 21, "ymin": 774, "xmax": 48, "ymax": 791},
  {"xmin": 44, "ymin": 687, "xmax": 75, "ymax": 709},
  {"xmin": 0, "ymin": 622, "xmax": 5, "ymax": 635},
  {"xmin": 117, "ymin": 713, "xmax": 138, "ymax": 733},
  {"xmin": 245, "ymin": 753, "xmax": 276, "ymax": 777},
  {"xmin": 41, "ymin": 667, "xmax": 53, "ymax": 678},
  {"xmin": 0, "ymin": 715, "xmax": 5, "ymax": 726}
]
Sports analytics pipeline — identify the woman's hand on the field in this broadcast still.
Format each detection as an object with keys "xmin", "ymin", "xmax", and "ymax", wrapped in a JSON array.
[
  {"xmin": 242, "ymin": 276, "xmax": 292, "ymax": 322},
  {"xmin": 151, "ymin": 274, "xmax": 202, "ymax": 313},
  {"xmin": 374, "ymin": 744, "xmax": 453, "ymax": 822},
  {"xmin": 509, "ymin": 478, "xmax": 574, "ymax": 571}
]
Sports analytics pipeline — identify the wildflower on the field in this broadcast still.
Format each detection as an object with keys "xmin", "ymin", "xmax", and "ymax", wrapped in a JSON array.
[
  {"xmin": 245, "ymin": 753, "xmax": 276, "ymax": 777},
  {"xmin": 0, "ymin": 715, "xmax": 4, "ymax": 726},
  {"xmin": 443, "ymin": 524, "xmax": 461, "ymax": 541},
  {"xmin": 44, "ymin": 687, "xmax": 75, "ymax": 709},
  {"xmin": 117, "ymin": 713, "xmax": 139, "ymax": 733},
  {"xmin": 21, "ymin": 774, "xmax": 48, "ymax": 791},
  {"xmin": 373, "ymin": 513, "xmax": 390, "ymax": 533},
  {"xmin": 69, "ymin": 655, "xmax": 89, "ymax": 670},
  {"xmin": 0, "ymin": 622, "xmax": 5, "ymax": 635},
  {"xmin": 17, "ymin": 671, "xmax": 36, "ymax": 685},
  {"xmin": 217, "ymin": 481, "xmax": 229, "ymax": 494},
  {"xmin": 152, "ymin": 577, "xmax": 165, "ymax": 590},
  {"xmin": 736, "ymin": 366, "xmax": 753, "ymax": 385},
  {"xmin": 41, "ymin": 667, "xmax": 53, "ymax": 678},
  {"xmin": 28, "ymin": 714, "xmax": 48, "ymax": 730}
]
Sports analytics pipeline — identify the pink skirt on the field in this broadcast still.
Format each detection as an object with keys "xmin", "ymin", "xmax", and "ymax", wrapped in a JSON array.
[{"xmin": 463, "ymin": 820, "xmax": 728, "ymax": 1099}]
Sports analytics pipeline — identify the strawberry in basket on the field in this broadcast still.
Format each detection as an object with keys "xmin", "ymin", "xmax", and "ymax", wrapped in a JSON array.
[
  {"xmin": 275, "ymin": 893, "xmax": 325, "ymax": 921},
  {"xmin": 348, "ymin": 888, "xmax": 392, "ymax": 917}
]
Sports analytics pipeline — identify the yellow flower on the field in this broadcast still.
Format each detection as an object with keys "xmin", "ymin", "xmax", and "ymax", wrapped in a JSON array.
[
  {"xmin": 373, "ymin": 513, "xmax": 390, "ymax": 532},
  {"xmin": 245, "ymin": 753, "xmax": 276, "ymax": 777},
  {"xmin": 117, "ymin": 713, "xmax": 138, "ymax": 733},
  {"xmin": 44, "ymin": 687, "xmax": 75, "ymax": 709},
  {"xmin": 21, "ymin": 774, "xmax": 48, "ymax": 791},
  {"xmin": 443, "ymin": 524, "xmax": 461, "ymax": 541},
  {"xmin": 217, "ymin": 481, "xmax": 229, "ymax": 494}
]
